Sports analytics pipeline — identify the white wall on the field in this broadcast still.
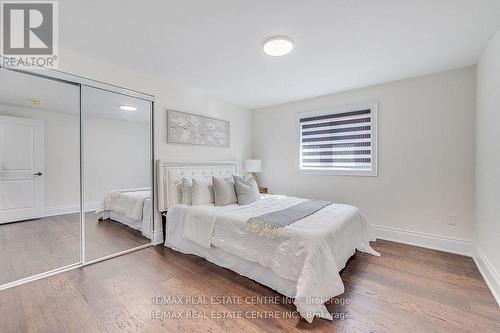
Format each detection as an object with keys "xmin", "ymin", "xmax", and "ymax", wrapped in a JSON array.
[
  {"xmin": 58, "ymin": 47, "xmax": 253, "ymax": 234},
  {"xmin": 253, "ymin": 67, "xmax": 476, "ymax": 241},
  {"xmin": 476, "ymin": 29, "xmax": 500, "ymax": 282},
  {"xmin": 84, "ymin": 117, "xmax": 150, "ymax": 205}
]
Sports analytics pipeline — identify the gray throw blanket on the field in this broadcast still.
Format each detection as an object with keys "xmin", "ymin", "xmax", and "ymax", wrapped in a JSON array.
[{"xmin": 246, "ymin": 200, "xmax": 331, "ymax": 239}]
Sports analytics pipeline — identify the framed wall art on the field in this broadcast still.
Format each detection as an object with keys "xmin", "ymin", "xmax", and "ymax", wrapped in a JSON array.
[{"xmin": 167, "ymin": 110, "xmax": 230, "ymax": 147}]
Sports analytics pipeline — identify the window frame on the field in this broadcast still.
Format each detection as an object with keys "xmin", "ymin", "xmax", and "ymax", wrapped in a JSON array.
[{"xmin": 297, "ymin": 101, "xmax": 378, "ymax": 177}]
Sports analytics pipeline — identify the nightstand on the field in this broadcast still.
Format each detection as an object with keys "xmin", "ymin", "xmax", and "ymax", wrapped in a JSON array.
[
  {"xmin": 259, "ymin": 187, "xmax": 268, "ymax": 194},
  {"xmin": 161, "ymin": 211, "xmax": 167, "ymax": 243}
]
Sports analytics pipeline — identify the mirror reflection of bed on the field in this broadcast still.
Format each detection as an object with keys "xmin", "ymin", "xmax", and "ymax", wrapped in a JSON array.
[{"xmin": 90, "ymin": 188, "xmax": 151, "ymax": 259}]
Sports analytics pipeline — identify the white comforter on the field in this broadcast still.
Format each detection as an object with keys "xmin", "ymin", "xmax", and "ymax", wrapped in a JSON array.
[
  {"xmin": 166, "ymin": 195, "xmax": 378, "ymax": 323},
  {"xmin": 96, "ymin": 188, "xmax": 150, "ymax": 221}
]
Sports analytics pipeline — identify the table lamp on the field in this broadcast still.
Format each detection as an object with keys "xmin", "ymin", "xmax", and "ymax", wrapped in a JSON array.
[{"xmin": 244, "ymin": 159, "xmax": 262, "ymax": 185}]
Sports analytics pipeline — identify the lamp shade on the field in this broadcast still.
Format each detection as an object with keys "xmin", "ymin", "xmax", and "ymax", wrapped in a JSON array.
[{"xmin": 244, "ymin": 159, "xmax": 262, "ymax": 173}]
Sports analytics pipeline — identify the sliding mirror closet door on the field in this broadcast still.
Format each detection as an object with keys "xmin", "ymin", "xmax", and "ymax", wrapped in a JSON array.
[
  {"xmin": 0, "ymin": 69, "xmax": 81, "ymax": 285},
  {"xmin": 82, "ymin": 86, "xmax": 152, "ymax": 262}
]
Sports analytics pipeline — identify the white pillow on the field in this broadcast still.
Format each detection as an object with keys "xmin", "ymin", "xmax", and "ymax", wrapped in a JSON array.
[
  {"xmin": 192, "ymin": 178, "xmax": 215, "ymax": 205},
  {"xmin": 234, "ymin": 176, "xmax": 260, "ymax": 205},
  {"xmin": 181, "ymin": 177, "xmax": 193, "ymax": 205},
  {"xmin": 234, "ymin": 176, "xmax": 260, "ymax": 195},
  {"xmin": 212, "ymin": 176, "xmax": 236, "ymax": 206}
]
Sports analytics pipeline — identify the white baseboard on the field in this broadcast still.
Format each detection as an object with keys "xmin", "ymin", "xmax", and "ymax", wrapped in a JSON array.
[
  {"xmin": 45, "ymin": 202, "xmax": 100, "ymax": 217},
  {"xmin": 45, "ymin": 204, "xmax": 79, "ymax": 216},
  {"xmin": 373, "ymin": 225, "xmax": 474, "ymax": 256},
  {"xmin": 152, "ymin": 230, "xmax": 164, "ymax": 245},
  {"xmin": 373, "ymin": 225, "xmax": 499, "ymax": 308},
  {"xmin": 473, "ymin": 245, "xmax": 500, "ymax": 307}
]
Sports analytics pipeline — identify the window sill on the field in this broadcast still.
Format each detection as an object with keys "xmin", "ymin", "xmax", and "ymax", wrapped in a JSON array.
[{"xmin": 297, "ymin": 168, "xmax": 378, "ymax": 177}]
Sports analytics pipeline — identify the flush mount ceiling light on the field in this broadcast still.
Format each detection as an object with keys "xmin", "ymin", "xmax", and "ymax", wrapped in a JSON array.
[
  {"xmin": 263, "ymin": 36, "xmax": 294, "ymax": 56},
  {"xmin": 119, "ymin": 105, "xmax": 137, "ymax": 111}
]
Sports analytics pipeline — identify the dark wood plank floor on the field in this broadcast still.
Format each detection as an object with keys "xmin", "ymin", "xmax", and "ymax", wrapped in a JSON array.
[
  {"xmin": 0, "ymin": 212, "xmax": 150, "ymax": 285},
  {"xmin": 0, "ymin": 240, "xmax": 499, "ymax": 332}
]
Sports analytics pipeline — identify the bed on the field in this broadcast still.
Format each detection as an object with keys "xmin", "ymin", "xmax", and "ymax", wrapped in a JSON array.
[
  {"xmin": 157, "ymin": 160, "xmax": 378, "ymax": 323},
  {"xmin": 96, "ymin": 187, "xmax": 152, "ymax": 239}
]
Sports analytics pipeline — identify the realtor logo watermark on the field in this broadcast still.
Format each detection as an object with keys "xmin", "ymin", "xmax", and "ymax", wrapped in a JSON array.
[{"xmin": 1, "ymin": 1, "xmax": 58, "ymax": 68}]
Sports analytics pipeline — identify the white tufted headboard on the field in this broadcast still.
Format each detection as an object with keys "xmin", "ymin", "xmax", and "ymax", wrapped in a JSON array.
[{"xmin": 156, "ymin": 160, "xmax": 239, "ymax": 212}]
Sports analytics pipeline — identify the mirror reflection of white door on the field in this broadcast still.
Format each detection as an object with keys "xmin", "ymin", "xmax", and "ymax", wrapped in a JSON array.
[{"xmin": 0, "ymin": 115, "xmax": 45, "ymax": 224}]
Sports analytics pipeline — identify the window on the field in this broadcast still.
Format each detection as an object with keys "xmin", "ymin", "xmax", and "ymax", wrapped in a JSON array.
[{"xmin": 298, "ymin": 102, "xmax": 377, "ymax": 176}]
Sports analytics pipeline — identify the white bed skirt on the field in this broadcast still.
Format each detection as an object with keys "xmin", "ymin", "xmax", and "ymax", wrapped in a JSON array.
[
  {"xmin": 166, "ymin": 229, "xmax": 300, "ymax": 298},
  {"xmin": 99, "ymin": 198, "xmax": 152, "ymax": 239},
  {"xmin": 164, "ymin": 212, "xmax": 357, "ymax": 308}
]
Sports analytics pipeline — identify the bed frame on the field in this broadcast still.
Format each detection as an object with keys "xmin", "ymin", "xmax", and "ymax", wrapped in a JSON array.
[{"xmin": 156, "ymin": 160, "xmax": 239, "ymax": 212}]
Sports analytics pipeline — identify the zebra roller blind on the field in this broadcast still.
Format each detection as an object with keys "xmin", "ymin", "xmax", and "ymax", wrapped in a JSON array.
[{"xmin": 299, "ymin": 103, "xmax": 377, "ymax": 175}]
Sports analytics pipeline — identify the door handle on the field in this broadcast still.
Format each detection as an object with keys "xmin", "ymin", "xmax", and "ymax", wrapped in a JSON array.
[{"xmin": 33, "ymin": 172, "xmax": 43, "ymax": 176}]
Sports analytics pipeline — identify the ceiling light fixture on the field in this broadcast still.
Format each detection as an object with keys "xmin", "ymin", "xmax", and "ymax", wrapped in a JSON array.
[
  {"xmin": 263, "ymin": 36, "xmax": 294, "ymax": 56},
  {"xmin": 119, "ymin": 105, "xmax": 137, "ymax": 111}
]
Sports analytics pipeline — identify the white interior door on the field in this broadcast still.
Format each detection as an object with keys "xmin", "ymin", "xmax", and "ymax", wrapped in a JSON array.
[{"xmin": 0, "ymin": 115, "xmax": 45, "ymax": 224}]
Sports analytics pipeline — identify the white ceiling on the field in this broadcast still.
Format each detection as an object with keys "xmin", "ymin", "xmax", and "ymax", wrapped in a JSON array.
[
  {"xmin": 0, "ymin": 69, "xmax": 79, "ymax": 114},
  {"xmin": 0, "ymin": 69, "xmax": 150, "ymax": 123},
  {"xmin": 59, "ymin": 0, "xmax": 500, "ymax": 109}
]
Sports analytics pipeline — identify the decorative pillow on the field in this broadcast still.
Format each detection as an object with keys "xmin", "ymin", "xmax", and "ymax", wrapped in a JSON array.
[
  {"xmin": 192, "ymin": 178, "xmax": 215, "ymax": 205},
  {"xmin": 234, "ymin": 176, "xmax": 260, "ymax": 205},
  {"xmin": 212, "ymin": 176, "xmax": 237, "ymax": 206},
  {"xmin": 181, "ymin": 177, "xmax": 193, "ymax": 205},
  {"xmin": 234, "ymin": 174, "xmax": 252, "ymax": 183},
  {"xmin": 233, "ymin": 175, "xmax": 260, "ymax": 196}
]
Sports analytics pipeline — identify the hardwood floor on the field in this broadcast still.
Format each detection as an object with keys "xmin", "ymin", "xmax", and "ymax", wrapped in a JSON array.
[
  {"xmin": 0, "ymin": 239, "xmax": 498, "ymax": 332},
  {"xmin": 0, "ymin": 212, "xmax": 150, "ymax": 285}
]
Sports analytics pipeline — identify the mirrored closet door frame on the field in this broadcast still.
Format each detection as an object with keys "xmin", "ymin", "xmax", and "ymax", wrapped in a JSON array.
[{"xmin": 0, "ymin": 65, "xmax": 155, "ymax": 290}]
